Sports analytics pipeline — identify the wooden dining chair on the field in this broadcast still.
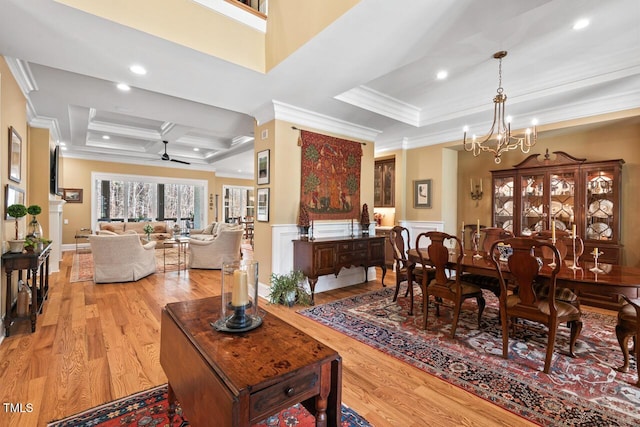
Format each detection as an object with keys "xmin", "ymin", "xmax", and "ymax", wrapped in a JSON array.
[
  {"xmin": 489, "ymin": 237, "xmax": 583, "ymax": 374},
  {"xmin": 616, "ymin": 295, "xmax": 640, "ymax": 386},
  {"xmin": 415, "ymin": 231, "xmax": 485, "ymax": 338},
  {"xmin": 389, "ymin": 226, "xmax": 433, "ymax": 314},
  {"xmin": 531, "ymin": 230, "xmax": 582, "ymax": 312}
]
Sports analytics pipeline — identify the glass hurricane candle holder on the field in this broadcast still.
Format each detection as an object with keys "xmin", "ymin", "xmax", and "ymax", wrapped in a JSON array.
[{"xmin": 213, "ymin": 259, "xmax": 262, "ymax": 333}]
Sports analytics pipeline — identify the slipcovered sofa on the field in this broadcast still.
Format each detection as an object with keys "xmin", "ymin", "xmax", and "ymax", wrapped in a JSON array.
[
  {"xmin": 188, "ymin": 228, "xmax": 243, "ymax": 269},
  {"xmin": 96, "ymin": 221, "xmax": 172, "ymax": 241},
  {"xmin": 89, "ymin": 232, "xmax": 157, "ymax": 283}
]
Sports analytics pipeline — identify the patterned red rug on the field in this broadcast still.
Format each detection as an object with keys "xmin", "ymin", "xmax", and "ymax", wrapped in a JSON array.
[
  {"xmin": 70, "ymin": 248, "xmax": 185, "ymax": 282},
  {"xmin": 47, "ymin": 384, "xmax": 371, "ymax": 426},
  {"xmin": 299, "ymin": 287, "xmax": 640, "ymax": 426}
]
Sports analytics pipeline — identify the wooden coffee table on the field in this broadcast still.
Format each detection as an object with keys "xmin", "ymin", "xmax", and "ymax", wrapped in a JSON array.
[{"xmin": 160, "ymin": 297, "xmax": 342, "ymax": 427}]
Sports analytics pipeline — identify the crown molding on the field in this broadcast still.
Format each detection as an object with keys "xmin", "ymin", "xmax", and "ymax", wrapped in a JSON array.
[
  {"xmin": 4, "ymin": 56, "xmax": 38, "ymax": 96},
  {"xmin": 29, "ymin": 116, "xmax": 62, "ymax": 143},
  {"xmin": 335, "ymin": 85, "xmax": 421, "ymax": 127},
  {"xmin": 273, "ymin": 100, "xmax": 381, "ymax": 141}
]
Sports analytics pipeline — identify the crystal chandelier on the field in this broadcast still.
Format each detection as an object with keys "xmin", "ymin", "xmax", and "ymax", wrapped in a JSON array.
[{"xmin": 463, "ymin": 51, "xmax": 537, "ymax": 164}]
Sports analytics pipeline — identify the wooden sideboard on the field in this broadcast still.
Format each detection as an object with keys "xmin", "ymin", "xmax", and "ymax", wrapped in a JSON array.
[
  {"xmin": 2, "ymin": 244, "xmax": 52, "ymax": 337},
  {"xmin": 293, "ymin": 236, "xmax": 387, "ymax": 304}
]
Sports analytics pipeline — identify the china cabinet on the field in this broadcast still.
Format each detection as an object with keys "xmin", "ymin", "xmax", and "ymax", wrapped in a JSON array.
[
  {"xmin": 491, "ymin": 151, "xmax": 623, "ymax": 264},
  {"xmin": 374, "ymin": 158, "xmax": 395, "ymax": 207}
]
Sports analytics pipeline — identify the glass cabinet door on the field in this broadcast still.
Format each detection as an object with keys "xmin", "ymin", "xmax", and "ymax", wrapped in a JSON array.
[
  {"xmin": 520, "ymin": 172, "xmax": 545, "ymax": 235},
  {"xmin": 585, "ymin": 168, "xmax": 616, "ymax": 241},
  {"xmin": 492, "ymin": 175, "xmax": 514, "ymax": 232},
  {"xmin": 549, "ymin": 170, "xmax": 576, "ymax": 232}
]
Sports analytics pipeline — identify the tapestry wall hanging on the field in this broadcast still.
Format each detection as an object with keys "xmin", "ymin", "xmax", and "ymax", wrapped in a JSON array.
[{"xmin": 299, "ymin": 130, "xmax": 362, "ymax": 219}]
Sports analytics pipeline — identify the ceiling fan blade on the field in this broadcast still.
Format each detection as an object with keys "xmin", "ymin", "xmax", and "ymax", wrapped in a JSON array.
[{"xmin": 171, "ymin": 158, "xmax": 191, "ymax": 165}]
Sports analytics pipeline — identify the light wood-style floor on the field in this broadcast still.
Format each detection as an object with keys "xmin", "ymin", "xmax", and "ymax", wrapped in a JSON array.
[{"xmin": 0, "ymin": 251, "xmax": 546, "ymax": 427}]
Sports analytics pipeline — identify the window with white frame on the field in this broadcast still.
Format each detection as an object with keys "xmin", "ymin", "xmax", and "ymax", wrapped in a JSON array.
[{"xmin": 92, "ymin": 172, "xmax": 207, "ymax": 229}]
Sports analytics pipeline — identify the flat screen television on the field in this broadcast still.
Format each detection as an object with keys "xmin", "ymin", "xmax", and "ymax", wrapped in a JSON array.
[{"xmin": 50, "ymin": 145, "xmax": 62, "ymax": 196}]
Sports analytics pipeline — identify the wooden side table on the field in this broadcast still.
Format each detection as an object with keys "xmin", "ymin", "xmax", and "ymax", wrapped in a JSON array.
[
  {"xmin": 2, "ymin": 244, "xmax": 51, "ymax": 337},
  {"xmin": 74, "ymin": 228, "xmax": 92, "ymax": 252},
  {"xmin": 160, "ymin": 297, "xmax": 342, "ymax": 426}
]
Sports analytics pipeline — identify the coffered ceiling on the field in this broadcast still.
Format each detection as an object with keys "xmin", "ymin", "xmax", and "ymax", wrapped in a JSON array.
[{"xmin": 0, "ymin": 0, "xmax": 638, "ymax": 179}]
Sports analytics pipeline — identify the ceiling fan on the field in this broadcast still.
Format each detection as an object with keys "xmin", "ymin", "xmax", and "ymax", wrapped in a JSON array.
[{"xmin": 161, "ymin": 140, "xmax": 190, "ymax": 165}]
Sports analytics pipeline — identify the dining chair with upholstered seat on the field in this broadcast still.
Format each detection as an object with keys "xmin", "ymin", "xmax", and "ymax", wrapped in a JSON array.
[
  {"xmin": 489, "ymin": 237, "xmax": 583, "ymax": 374},
  {"xmin": 616, "ymin": 295, "xmax": 640, "ymax": 386},
  {"xmin": 389, "ymin": 226, "xmax": 434, "ymax": 315},
  {"xmin": 415, "ymin": 231, "xmax": 486, "ymax": 338}
]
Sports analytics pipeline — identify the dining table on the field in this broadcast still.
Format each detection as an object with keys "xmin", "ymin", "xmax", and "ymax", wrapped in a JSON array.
[{"xmin": 405, "ymin": 248, "xmax": 640, "ymax": 314}]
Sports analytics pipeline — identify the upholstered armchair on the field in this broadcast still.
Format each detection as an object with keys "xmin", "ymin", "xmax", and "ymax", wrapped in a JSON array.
[
  {"xmin": 89, "ymin": 233, "xmax": 157, "ymax": 283},
  {"xmin": 188, "ymin": 228, "xmax": 243, "ymax": 269}
]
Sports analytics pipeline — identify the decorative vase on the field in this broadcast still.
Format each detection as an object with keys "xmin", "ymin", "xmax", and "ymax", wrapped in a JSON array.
[
  {"xmin": 284, "ymin": 289, "xmax": 297, "ymax": 307},
  {"xmin": 298, "ymin": 225, "xmax": 310, "ymax": 240},
  {"xmin": 8, "ymin": 240, "xmax": 25, "ymax": 253},
  {"xmin": 27, "ymin": 216, "xmax": 43, "ymax": 239}
]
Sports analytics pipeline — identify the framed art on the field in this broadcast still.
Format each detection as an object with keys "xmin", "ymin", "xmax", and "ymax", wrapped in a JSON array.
[
  {"xmin": 257, "ymin": 149, "xmax": 270, "ymax": 185},
  {"xmin": 5, "ymin": 184, "xmax": 25, "ymax": 219},
  {"xmin": 414, "ymin": 179, "xmax": 432, "ymax": 209},
  {"xmin": 9, "ymin": 126, "xmax": 22, "ymax": 183},
  {"xmin": 62, "ymin": 188, "xmax": 83, "ymax": 203},
  {"xmin": 256, "ymin": 187, "xmax": 269, "ymax": 222}
]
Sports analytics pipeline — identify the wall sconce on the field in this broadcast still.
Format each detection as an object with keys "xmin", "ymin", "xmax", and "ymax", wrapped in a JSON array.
[{"xmin": 470, "ymin": 178, "xmax": 483, "ymax": 201}]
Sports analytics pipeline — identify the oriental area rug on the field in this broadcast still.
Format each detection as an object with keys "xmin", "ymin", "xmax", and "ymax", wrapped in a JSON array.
[
  {"xmin": 47, "ymin": 384, "xmax": 371, "ymax": 426},
  {"xmin": 70, "ymin": 248, "xmax": 185, "ymax": 282},
  {"xmin": 299, "ymin": 287, "xmax": 640, "ymax": 426}
]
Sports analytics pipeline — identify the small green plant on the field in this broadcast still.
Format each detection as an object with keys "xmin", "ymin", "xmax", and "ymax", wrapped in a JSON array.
[
  {"xmin": 23, "ymin": 237, "xmax": 38, "ymax": 251},
  {"xmin": 268, "ymin": 270, "xmax": 312, "ymax": 307},
  {"xmin": 27, "ymin": 205, "xmax": 42, "ymax": 216},
  {"xmin": 143, "ymin": 223, "xmax": 154, "ymax": 237},
  {"xmin": 7, "ymin": 204, "xmax": 27, "ymax": 240}
]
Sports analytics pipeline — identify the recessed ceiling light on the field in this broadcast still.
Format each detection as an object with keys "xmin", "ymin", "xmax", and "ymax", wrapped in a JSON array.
[
  {"xmin": 573, "ymin": 18, "xmax": 589, "ymax": 30},
  {"xmin": 102, "ymin": 135, "xmax": 110, "ymax": 140},
  {"xmin": 117, "ymin": 83, "xmax": 131, "ymax": 91},
  {"xmin": 129, "ymin": 64, "xmax": 147, "ymax": 75},
  {"xmin": 436, "ymin": 70, "xmax": 448, "ymax": 80},
  {"xmin": 193, "ymin": 147, "xmax": 200, "ymax": 152}
]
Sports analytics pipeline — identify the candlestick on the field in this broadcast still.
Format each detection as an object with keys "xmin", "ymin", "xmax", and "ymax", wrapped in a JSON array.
[
  {"xmin": 572, "ymin": 224, "xmax": 576, "ymax": 239},
  {"xmin": 551, "ymin": 220, "xmax": 556, "ymax": 241},
  {"xmin": 470, "ymin": 178, "xmax": 473, "ymax": 192},
  {"xmin": 232, "ymin": 270, "xmax": 248, "ymax": 306},
  {"xmin": 477, "ymin": 219, "xmax": 480, "ymax": 233}
]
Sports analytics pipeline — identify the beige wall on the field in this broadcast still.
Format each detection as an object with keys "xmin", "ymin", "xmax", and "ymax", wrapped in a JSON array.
[
  {"xmin": 28, "ymin": 127, "xmax": 53, "ymax": 239},
  {"xmin": 266, "ymin": 0, "xmax": 359, "ymax": 71},
  {"xmin": 57, "ymin": 0, "xmax": 265, "ymax": 72},
  {"xmin": 59, "ymin": 157, "xmax": 224, "ymax": 244},
  {"xmin": 1, "ymin": 57, "xmax": 28, "ymax": 323}
]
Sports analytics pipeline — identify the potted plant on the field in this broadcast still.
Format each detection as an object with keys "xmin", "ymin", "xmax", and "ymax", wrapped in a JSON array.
[
  {"xmin": 143, "ymin": 223, "xmax": 154, "ymax": 240},
  {"xmin": 268, "ymin": 270, "xmax": 312, "ymax": 307},
  {"xmin": 23, "ymin": 237, "xmax": 38, "ymax": 252},
  {"xmin": 7, "ymin": 203, "xmax": 28, "ymax": 253},
  {"xmin": 26, "ymin": 204, "xmax": 43, "ymax": 238}
]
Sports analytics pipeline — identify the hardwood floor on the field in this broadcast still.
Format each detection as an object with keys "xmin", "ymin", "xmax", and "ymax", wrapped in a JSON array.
[{"xmin": 0, "ymin": 251, "xmax": 536, "ymax": 427}]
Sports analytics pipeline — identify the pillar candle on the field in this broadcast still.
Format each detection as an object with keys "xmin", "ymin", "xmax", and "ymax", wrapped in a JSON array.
[
  {"xmin": 232, "ymin": 270, "xmax": 248, "ymax": 306},
  {"xmin": 551, "ymin": 220, "xmax": 556, "ymax": 241},
  {"xmin": 479, "ymin": 179, "xmax": 482, "ymax": 192},
  {"xmin": 572, "ymin": 224, "xmax": 576, "ymax": 239},
  {"xmin": 462, "ymin": 221, "xmax": 465, "ymax": 231},
  {"xmin": 477, "ymin": 219, "xmax": 480, "ymax": 232}
]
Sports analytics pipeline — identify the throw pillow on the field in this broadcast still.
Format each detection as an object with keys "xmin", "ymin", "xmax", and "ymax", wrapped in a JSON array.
[
  {"xmin": 102, "ymin": 225, "xmax": 115, "ymax": 232},
  {"xmin": 153, "ymin": 225, "xmax": 165, "ymax": 233},
  {"xmin": 203, "ymin": 223, "xmax": 215, "ymax": 234}
]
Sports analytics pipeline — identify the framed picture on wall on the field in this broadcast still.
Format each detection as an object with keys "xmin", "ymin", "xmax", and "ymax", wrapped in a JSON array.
[
  {"xmin": 256, "ymin": 187, "xmax": 269, "ymax": 222},
  {"xmin": 414, "ymin": 179, "xmax": 432, "ymax": 209},
  {"xmin": 257, "ymin": 149, "xmax": 270, "ymax": 185},
  {"xmin": 8, "ymin": 126, "xmax": 22, "ymax": 183},
  {"xmin": 62, "ymin": 188, "xmax": 83, "ymax": 203}
]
